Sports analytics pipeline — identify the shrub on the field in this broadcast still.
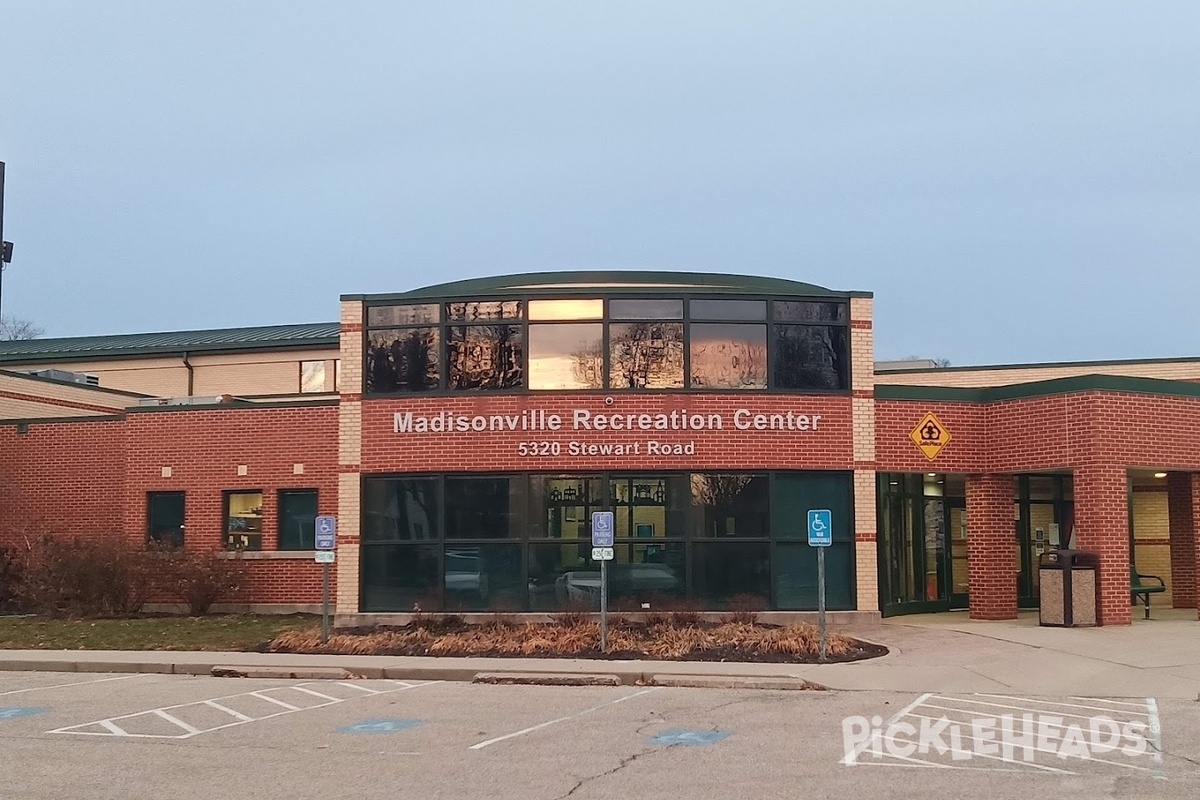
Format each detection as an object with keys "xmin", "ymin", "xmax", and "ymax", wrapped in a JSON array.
[
  {"xmin": 163, "ymin": 548, "xmax": 244, "ymax": 616},
  {"xmin": 550, "ymin": 597, "xmax": 594, "ymax": 628},
  {"xmin": 724, "ymin": 593, "xmax": 768, "ymax": 625},
  {"xmin": 15, "ymin": 535, "xmax": 160, "ymax": 617},
  {"xmin": 0, "ymin": 546, "xmax": 22, "ymax": 612}
]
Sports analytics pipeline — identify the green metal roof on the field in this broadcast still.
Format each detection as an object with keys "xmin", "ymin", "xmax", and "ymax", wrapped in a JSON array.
[
  {"xmin": 342, "ymin": 270, "xmax": 871, "ymax": 302},
  {"xmin": 876, "ymin": 374, "xmax": 1200, "ymax": 403},
  {"xmin": 0, "ymin": 322, "xmax": 340, "ymax": 364}
]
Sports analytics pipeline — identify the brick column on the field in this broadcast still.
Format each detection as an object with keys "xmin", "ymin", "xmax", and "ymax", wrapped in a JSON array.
[
  {"xmin": 966, "ymin": 474, "xmax": 1017, "ymax": 620},
  {"xmin": 1073, "ymin": 465, "xmax": 1131, "ymax": 626},
  {"xmin": 336, "ymin": 299, "xmax": 364, "ymax": 615},
  {"xmin": 849, "ymin": 296, "xmax": 878, "ymax": 613},
  {"xmin": 1167, "ymin": 472, "xmax": 1196, "ymax": 609}
]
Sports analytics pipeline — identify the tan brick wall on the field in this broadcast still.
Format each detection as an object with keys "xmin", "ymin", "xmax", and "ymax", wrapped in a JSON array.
[
  {"xmin": 339, "ymin": 300, "xmax": 363, "ymax": 393},
  {"xmin": 339, "ymin": 402, "xmax": 362, "ymax": 466},
  {"xmin": 191, "ymin": 348, "xmax": 338, "ymax": 397},
  {"xmin": 10, "ymin": 357, "xmax": 188, "ymax": 397},
  {"xmin": 1133, "ymin": 490, "xmax": 1173, "ymax": 606},
  {"xmin": 335, "ymin": 543, "xmax": 360, "ymax": 613},
  {"xmin": 0, "ymin": 396, "xmax": 108, "ymax": 419},
  {"xmin": 876, "ymin": 360, "xmax": 1200, "ymax": 388},
  {"xmin": 854, "ymin": 469, "xmax": 879, "ymax": 611}
]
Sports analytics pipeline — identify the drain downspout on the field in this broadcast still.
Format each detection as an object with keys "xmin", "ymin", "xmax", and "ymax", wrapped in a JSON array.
[{"xmin": 183, "ymin": 351, "xmax": 194, "ymax": 396}]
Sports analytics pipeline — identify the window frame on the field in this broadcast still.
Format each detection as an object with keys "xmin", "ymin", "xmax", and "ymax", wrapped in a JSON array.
[
  {"xmin": 147, "ymin": 491, "xmax": 186, "ymax": 548},
  {"xmin": 277, "ymin": 488, "xmax": 320, "ymax": 551},
  {"xmin": 223, "ymin": 489, "xmax": 265, "ymax": 552},
  {"xmin": 361, "ymin": 294, "xmax": 852, "ymax": 396}
]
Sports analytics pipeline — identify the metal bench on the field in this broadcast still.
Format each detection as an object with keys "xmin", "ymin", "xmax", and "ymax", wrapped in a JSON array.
[{"xmin": 1131, "ymin": 567, "xmax": 1166, "ymax": 619}]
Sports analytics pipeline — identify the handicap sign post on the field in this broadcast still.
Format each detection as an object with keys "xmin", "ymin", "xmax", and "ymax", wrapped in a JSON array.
[
  {"xmin": 591, "ymin": 511, "xmax": 615, "ymax": 653},
  {"xmin": 315, "ymin": 515, "xmax": 337, "ymax": 644},
  {"xmin": 808, "ymin": 510, "xmax": 833, "ymax": 662}
]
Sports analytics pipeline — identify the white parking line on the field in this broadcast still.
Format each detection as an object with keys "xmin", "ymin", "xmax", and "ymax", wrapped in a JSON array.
[
  {"xmin": 50, "ymin": 680, "xmax": 435, "ymax": 740},
  {"xmin": 0, "ymin": 674, "xmax": 145, "ymax": 697},
  {"xmin": 469, "ymin": 688, "xmax": 661, "ymax": 751}
]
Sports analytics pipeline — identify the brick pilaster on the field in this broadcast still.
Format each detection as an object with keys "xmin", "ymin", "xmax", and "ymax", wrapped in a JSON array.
[
  {"xmin": 966, "ymin": 474, "xmax": 1017, "ymax": 620},
  {"xmin": 337, "ymin": 299, "xmax": 364, "ymax": 613},
  {"xmin": 1167, "ymin": 472, "xmax": 1196, "ymax": 609},
  {"xmin": 1073, "ymin": 465, "xmax": 1131, "ymax": 626}
]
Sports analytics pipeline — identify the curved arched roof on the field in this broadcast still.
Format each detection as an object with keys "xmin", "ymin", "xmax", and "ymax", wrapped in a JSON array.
[{"xmin": 343, "ymin": 270, "xmax": 869, "ymax": 301}]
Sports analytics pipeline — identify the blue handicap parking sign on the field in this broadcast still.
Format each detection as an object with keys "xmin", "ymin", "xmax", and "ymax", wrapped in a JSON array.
[
  {"xmin": 339, "ymin": 718, "xmax": 423, "ymax": 734},
  {"xmin": 315, "ymin": 515, "xmax": 337, "ymax": 550},
  {"xmin": 591, "ymin": 511, "xmax": 615, "ymax": 548},
  {"xmin": 649, "ymin": 729, "xmax": 730, "ymax": 747},
  {"xmin": 0, "ymin": 707, "xmax": 49, "ymax": 721},
  {"xmin": 807, "ymin": 509, "xmax": 832, "ymax": 547}
]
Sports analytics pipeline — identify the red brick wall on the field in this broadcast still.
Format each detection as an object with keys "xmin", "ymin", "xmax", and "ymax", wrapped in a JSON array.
[
  {"xmin": 1167, "ymin": 473, "xmax": 1196, "ymax": 609},
  {"xmin": 233, "ymin": 559, "xmax": 331, "ymax": 605},
  {"xmin": 1072, "ymin": 464, "xmax": 1132, "ymax": 625},
  {"xmin": 0, "ymin": 418, "xmax": 126, "ymax": 546},
  {"xmin": 360, "ymin": 394, "xmax": 855, "ymax": 472},
  {"xmin": 966, "ymin": 474, "xmax": 1017, "ymax": 620}
]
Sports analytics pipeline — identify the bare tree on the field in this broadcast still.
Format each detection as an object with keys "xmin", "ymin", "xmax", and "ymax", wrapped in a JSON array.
[{"xmin": 0, "ymin": 316, "xmax": 43, "ymax": 341}]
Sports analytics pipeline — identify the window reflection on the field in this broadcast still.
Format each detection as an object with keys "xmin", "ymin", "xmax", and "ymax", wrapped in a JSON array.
[
  {"xmin": 361, "ymin": 478, "xmax": 439, "ymax": 541},
  {"xmin": 690, "ymin": 474, "xmax": 770, "ymax": 537},
  {"xmin": 447, "ymin": 301, "xmax": 523, "ymax": 321},
  {"xmin": 773, "ymin": 325, "xmax": 847, "ymax": 390},
  {"xmin": 367, "ymin": 304, "xmax": 439, "ymax": 326},
  {"xmin": 609, "ymin": 323, "xmax": 684, "ymax": 389},
  {"xmin": 528, "ymin": 299, "xmax": 603, "ymax": 321},
  {"xmin": 529, "ymin": 323, "xmax": 603, "ymax": 389},
  {"xmin": 689, "ymin": 323, "xmax": 767, "ymax": 389},
  {"xmin": 609, "ymin": 299, "xmax": 683, "ymax": 320},
  {"xmin": 366, "ymin": 328, "xmax": 440, "ymax": 392},
  {"xmin": 447, "ymin": 325, "xmax": 523, "ymax": 390},
  {"xmin": 690, "ymin": 299, "xmax": 766, "ymax": 320}
]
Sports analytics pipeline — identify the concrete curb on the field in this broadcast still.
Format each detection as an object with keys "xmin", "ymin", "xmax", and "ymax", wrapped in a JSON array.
[
  {"xmin": 649, "ymin": 674, "xmax": 827, "ymax": 691},
  {"xmin": 472, "ymin": 672, "xmax": 622, "ymax": 687}
]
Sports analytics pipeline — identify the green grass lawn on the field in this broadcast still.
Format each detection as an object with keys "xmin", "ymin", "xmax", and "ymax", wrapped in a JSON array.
[{"xmin": 0, "ymin": 614, "xmax": 319, "ymax": 651}]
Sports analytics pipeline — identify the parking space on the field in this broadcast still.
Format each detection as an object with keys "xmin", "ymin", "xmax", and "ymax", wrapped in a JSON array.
[{"xmin": 1, "ymin": 672, "xmax": 1199, "ymax": 799}]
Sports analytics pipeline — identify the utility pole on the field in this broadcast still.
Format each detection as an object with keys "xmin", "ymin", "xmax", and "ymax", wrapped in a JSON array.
[{"xmin": 0, "ymin": 161, "xmax": 12, "ymax": 325}]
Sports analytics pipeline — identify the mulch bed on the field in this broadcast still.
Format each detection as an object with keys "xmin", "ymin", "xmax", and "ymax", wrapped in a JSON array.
[{"xmin": 267, "ymin": 617, "xmax": 889, "ymax": 664}]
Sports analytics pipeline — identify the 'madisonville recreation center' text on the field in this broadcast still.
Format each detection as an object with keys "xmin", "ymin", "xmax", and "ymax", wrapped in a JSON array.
[{"xmin": 393, "ymin": 408, "xmax": 822, "ymax": 435}]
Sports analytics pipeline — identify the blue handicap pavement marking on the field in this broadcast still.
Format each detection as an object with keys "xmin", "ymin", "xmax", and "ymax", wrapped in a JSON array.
[
  {"xmin": 649, "ymin": 729, "xmax": 730, "ymax": 747},
  {"xmin": 0, "ymin": 707, "xmax": 50, "ymax": 721},
  {"xmin": 339, "ymin": 719, "xmax": 423, "ymax": 734}
]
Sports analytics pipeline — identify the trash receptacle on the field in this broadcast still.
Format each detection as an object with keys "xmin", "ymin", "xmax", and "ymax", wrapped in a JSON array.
[{"xmin": 1039, "ymin": 549, "xmax": 1099, "ymax": 627}]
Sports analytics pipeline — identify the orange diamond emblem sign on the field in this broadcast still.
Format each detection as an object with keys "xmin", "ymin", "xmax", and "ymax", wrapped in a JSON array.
[{"xmin": 910, "ymin": 412, "xmax": 951, "ymax": 461}]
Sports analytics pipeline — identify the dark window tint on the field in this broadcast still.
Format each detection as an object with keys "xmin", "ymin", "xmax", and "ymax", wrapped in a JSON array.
[
  {"xmin": 772, "ymin": 473, "xmax": 852, "ymax": 540},
  {"xmin": 443, "ymin": 544, "xmax": 526, "ymax": 612},
  {"xmin": 361, "ymin": 544, "xmax": 440, "ymax": 612},
  {"xmin": 447, "ymin": 325, "xmax": 523, "ymax": 390},
  {"xmin": 445, "ymin": 477, "xmax": 524, "ymax": 539},
  {"xmin": 775, "ymin": 542, "xmax": 854, "ymax": 610},
  {"xmin": 691, "ymin": 542, "xmax": 771, "ymax": 608},
  {"xmin": 362, "ymin": 478, "xmax": 440, "ymax": 541},
  {"xmin": 527, "ymin": 542, "xmax": 684, "ymax": 612},
  {"xmin": 278, "ymin": 490, "xmax": 318, "ymax": 550},
  {"xmin": 147, "ymin": 492, "xmax": 185, "ymax": 547},
  {"xmin": 773, "ymin": 301, "xmax": 847, "ymax": 323},
  {"xmin": 367, "ymin": 304, "xmax": 439, "ymax": 326},
  {"xmin": 772, "ymin": 325, "xmax": 847, "ymax": 390},
  {"xmin": 689, "ymin": 323, "xmax": 767, "ymax": 389},
  {"xmin": 609, "ymin": 299, "xmax": 684, "ymax": 320},
  {"xmin": 690, "ymin": 474, "xmax": 770, "ymax": 537},
  {"xmin": 609, "ymin": 322, "xmax": 684, "ymax": 389},
  {"xmin": 446, "ymin": 300, "xmax": 523, "ymax": 321},
  {"xmin": 689, "ymin": 299, "xmax": 766, "ymax": 320},
  {"xmin": 366, "ymin": 328, "xmax": 440, "ymax": 392}
]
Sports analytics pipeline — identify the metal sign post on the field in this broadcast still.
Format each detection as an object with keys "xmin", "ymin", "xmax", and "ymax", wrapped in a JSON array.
[
  {"xmin": 807, "ymin": 509, "xmax": 833, "ymax": 663},
  {"xmin": 591, "ymin": 511, "xmax": 615, "ymax": 654},
  {"xmin": 315, "ymin": 515, "xmax": 337, "ymax": 644}
]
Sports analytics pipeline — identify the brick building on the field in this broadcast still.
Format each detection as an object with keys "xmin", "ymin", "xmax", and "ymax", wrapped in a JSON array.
[{"xmin": 2, "ymin": 271, "xmax": 1199, "ymax": 626}]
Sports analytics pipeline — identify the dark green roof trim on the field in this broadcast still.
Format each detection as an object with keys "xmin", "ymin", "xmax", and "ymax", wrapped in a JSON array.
[
  {"xmin": 0, "ymin": 414, "xmax": 127, "ymax": 427},
  {"xmin": 0, "ymin": 323, "xmax": 340, "ymax": 364},
  {"xmin": 878, "ymin": 354, "xmax": 1200, "ymax": 375},
  {"xmin": 876, "ymin": 374, "xmax": 1200, "ymax": 403},
  {"xmin": 0, "ymin": 367, "xmax": 151, "ymax": 399},
  {"xmin": 125, "ymin": 398, "xmax": 340, "ymax": 414},
  {"xmin": 342, "ymin": 270, "xmax": 871, "ymax": 302}
]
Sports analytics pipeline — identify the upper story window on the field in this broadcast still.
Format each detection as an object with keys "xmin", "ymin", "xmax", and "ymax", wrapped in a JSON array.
[{"xmin": 362, "ymin": 295, "xmax": 850, "ymax": 395}]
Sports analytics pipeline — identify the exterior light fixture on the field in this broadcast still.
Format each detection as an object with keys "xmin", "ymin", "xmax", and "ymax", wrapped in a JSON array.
[{"xmin": 1154, "ymin": 472, "xmax": 1168, "ymax": 479}]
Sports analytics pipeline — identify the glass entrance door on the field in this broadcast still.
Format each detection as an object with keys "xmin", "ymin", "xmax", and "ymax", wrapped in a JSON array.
[
  {"xmin": 946, "ymin": 499, "xmax": 968, "ymax": 609},
  {"xmin": 1015, "ymin": 475, "xmax": 1074, "ymax": 608},
  {"xmin": 878, "ymin": 474, "xmax": 952, "ymax": 615}
]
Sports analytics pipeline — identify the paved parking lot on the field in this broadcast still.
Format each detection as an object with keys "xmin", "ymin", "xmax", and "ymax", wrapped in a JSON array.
[{"xmin": 1, "ymin": 671, "xmax": 1199, "ymax": 799}]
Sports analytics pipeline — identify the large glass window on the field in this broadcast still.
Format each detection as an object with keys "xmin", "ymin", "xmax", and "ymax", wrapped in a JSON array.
[
  {"xmin": 361, "ymin": 544, "xmax": 440, "ymax": 612},
  {"xmin": 443, "ymin": 543, "xmax": 526, "ymax": 612},
  {"xmin": 773, "ymin": 325, "xmax": 847, "ymax": 390},
  {"xmin": 610, "ymin": 298, "xmax": 683, "ymax": 320},
  {"xmin": 224, "ymin": 490, "xmax": 263, "ymax": 551},
  {"xmin": 528, "ymin": 323, "xmax": 603, "ymax": 390},
  {"xmin": 278, "ymin": 490, "xmax": 318, "ymax": 550},
  {"xmin": 447, "ymin": 325, "xmax": 523, "ymax": 390},
  {"xmin": 690, "ymin": 299, "xmax": 766, "ymax": 320},
  {"xmin": 609, "ymin": 322, "xmax": 684, "ymax": 389},
  {"xmin": 447, "ymin": 300, "xmax": 523, "ymax": 321},
  {"xmin": 689, "ymin": 323, "xmax": 767, "ymax": 389},
  {"xmin": 300, "ymin": 360, "xmax": 326, "ymax": 393},
  {"xmin": 610, "ymin": 475, "xmax": 688, "ymax": 539},
  {"xmin": 692, "ymin": 542, "xmax": 771, "ymax": 608},
  {"xmin": 366, "ymin": 328, "xmax": 440, "ymax": 392},
  {"xmin": 531, "ymin": 476, "xmax": 604, "ymax": 538},
  {"xmin": 773, "ymin": 301, "xmax": 847, "ymax": 323},
  {"xmin": 528, "ymin": 299, "xmax": 603, "ymax": 320},
  {"xmin": 362, "ymin": 478, "xmax": 439, "ymax": 541},
  {"xmin": 147, "ymin": 492, "xmax": 185, "ymax": 547},
  {"xmin": 690, "ymin": 474, "xmax": 770, "ymax": 537},
  {"xmin": 445, "ymin": 477, "xmax": 524, "ymax": 539}
]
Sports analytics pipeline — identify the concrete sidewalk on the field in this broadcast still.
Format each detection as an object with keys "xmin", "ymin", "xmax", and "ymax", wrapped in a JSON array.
[{"xmin": 3, "ymin": 610, "xmax": 1198, "ymax": 698}]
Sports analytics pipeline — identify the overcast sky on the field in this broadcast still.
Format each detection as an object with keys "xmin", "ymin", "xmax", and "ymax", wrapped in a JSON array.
[{"xmin": 1, "ymin": 2, "xmax": 1196, "ymax": 365}]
